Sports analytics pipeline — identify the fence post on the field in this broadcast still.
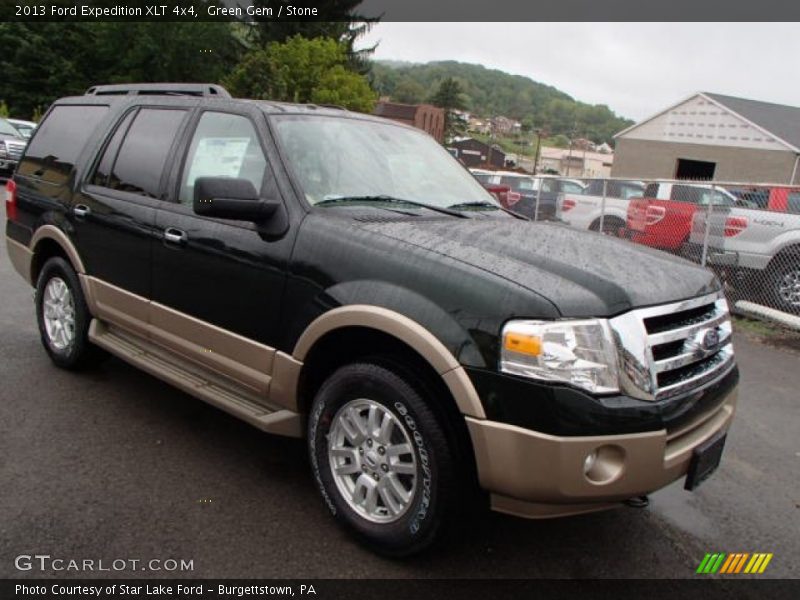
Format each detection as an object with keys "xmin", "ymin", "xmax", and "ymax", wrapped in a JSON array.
[
  {"xmin": 700, "ymin": 183, "xmax": 715, "ymax": 267},
  {"xmin": 534, "ymin": 179, "xmax": 542, "ymax": 221},
  {"xmin": 598, "ymin": 178, "xmax": 608, "ymax": 233}
]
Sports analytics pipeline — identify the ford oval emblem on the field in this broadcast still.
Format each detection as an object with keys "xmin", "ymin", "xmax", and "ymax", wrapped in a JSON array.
[{"xmin": 702, "ymin": 328, "xmax": 720, "ymax": 351}]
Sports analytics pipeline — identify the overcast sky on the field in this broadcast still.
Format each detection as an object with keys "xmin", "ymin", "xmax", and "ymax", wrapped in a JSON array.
[{"xmin": 360, "ymin": 23, "xmax": 800, "ymax": 122}]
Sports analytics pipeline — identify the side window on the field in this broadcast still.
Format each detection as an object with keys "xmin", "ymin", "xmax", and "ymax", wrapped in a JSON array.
[
  {"xmin": 179, "ymin": 112, "xmax": 267, "ymax": 205},
  {"xmin": 787, "ymin": 192, "xmax": 800, "ymax": 214},
  {"xmin": 540, "ymin": 179, "xmax": 556, "ymax": 193},
  {"xmin": 107, "ymin": 108, "xmax": 187, "ymax": 198},
  {"xmin": 18, "ymin": 105, "xmax": 108, "ymax": 184},
  {"xmin": 671, "ymin": 185, "xmax": 701, "ymax": 203},
  {"xmin": 562, "ymin": 181, "xmax": 585, "ymax": 195},
  {"xmin": 643, "ymin": 183, "xmax": 659, "ymax": 197},
  {"xmin": 91, "ymin": 111, "xmax": 135, "ymax": 186}
]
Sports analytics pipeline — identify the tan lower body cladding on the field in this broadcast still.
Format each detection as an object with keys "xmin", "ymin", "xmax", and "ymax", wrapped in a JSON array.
[{"xmin": 467, "ymin": 388, "xmax": 737, "ymax": 518}]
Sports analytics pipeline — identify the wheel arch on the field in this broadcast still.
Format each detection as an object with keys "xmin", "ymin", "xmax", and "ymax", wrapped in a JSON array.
[
  {"xmin": 29, "ymin": 225, "xmax": 86, "ymax": 284},
  {"xmin": 290, "ymin": 305, "xmax": 485, "ymax": 420}
]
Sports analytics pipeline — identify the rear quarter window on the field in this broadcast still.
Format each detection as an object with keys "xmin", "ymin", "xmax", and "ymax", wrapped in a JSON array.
[{"xmin": 18, "ymin": 105, "xmax": 108, "ymax": 185}]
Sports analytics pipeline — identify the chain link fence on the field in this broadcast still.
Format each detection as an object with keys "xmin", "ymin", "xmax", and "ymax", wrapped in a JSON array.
[
  {"xmin": 472, "ymin": 170, "xmax": 800, "ymax": 317},
  {"xmin": 560, "ymin": 177, "xmax": 800, "ymax": 316}
]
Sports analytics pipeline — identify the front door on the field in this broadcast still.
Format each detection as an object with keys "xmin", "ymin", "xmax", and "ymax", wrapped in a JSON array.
[{"xmin": 150, "ymin": 109, "xmax": 296, "ymax": 396}]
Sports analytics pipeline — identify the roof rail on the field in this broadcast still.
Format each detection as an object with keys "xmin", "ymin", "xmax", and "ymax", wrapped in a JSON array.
[{"xmin": 84, "ymin": 83, "xmax": 231, "ymax": 98}]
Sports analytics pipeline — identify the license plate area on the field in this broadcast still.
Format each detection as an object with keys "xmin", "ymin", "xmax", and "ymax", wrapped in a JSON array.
[{"xmin": 684, "ymin": 431, "xmax": 727, "ymax": 491}]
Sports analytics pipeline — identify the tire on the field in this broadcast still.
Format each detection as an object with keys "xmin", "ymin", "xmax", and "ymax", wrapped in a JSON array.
[
  {"xmin": 308, "ymin": 362, "xmax": 456, "ymax": 557},
  {"xmin": 766, "ymin": 257, "xmax": 800, "ymax": 315},
  {"xmin": 590, "ymin": 216, "xmax": 625, "ymax": 237},
  {"xmin": 35, "ymin": 256, "xmax": 105, "ymax": 369}
]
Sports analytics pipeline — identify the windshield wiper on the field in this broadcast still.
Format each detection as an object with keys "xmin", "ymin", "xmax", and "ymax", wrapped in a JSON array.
[
  {"xmin": 448, "ymin": 201, "xmax": 529, "ymax": 220},
  {"xmin": 316, "ymin": 195, "xmax": 467, "ymax": 218},
  {"xmin": 447, "ymin": 201, "xmax": 499, "ymax": 210}
]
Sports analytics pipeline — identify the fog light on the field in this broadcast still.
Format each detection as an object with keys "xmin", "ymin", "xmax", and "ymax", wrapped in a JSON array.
[{"xmin": 583, "ymin": 450, "xmax": 598, "ymax": 474}]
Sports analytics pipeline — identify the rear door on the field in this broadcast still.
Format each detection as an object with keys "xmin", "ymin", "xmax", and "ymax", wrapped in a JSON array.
[
  {"xmin": 71, "ymin": 105, "xmax": 191, "ymax": 332},
  {"xmin": 150, "ymin": 106, "xmax": 297, "ymax": 397}
]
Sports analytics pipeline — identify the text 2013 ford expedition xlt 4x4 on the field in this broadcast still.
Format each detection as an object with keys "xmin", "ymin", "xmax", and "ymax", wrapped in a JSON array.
[{"xmin": 5, "ymin": 84, "xmax": 739, "ymax": 556}]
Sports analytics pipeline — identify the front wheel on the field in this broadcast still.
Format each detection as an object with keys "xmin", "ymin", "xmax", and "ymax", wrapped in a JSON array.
[
  {"xmin": 767, "ymin": 259, "xmax": 800, "ymax": 314},
  {"xmin": 308, "ymin": 362, "xmax": 456, "ymax": 556}
]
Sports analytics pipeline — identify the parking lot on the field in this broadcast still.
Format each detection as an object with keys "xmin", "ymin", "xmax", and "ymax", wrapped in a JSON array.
[{"xmin": 1, "ymin": 199, "xmax": 798, "ymax": 580}]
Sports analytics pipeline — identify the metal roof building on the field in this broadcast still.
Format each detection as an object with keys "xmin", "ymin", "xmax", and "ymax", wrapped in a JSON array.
[{"xmin": 611, "ymin": 92, "xmax": 800, "ymax": 184}]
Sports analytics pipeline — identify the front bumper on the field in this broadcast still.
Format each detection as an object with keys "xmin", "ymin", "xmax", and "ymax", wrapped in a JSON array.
[{"xmin": 466, "ymin": 386, "xmax": 737, "ymax": 518}]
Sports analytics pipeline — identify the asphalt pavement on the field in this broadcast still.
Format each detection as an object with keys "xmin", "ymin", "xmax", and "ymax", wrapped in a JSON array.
[{"xmin": 1, "ymin": 200, "xmax": 798, "ymax": 579}]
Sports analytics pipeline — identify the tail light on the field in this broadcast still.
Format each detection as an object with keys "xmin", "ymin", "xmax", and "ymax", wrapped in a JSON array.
[
  {"xmin": 5, "ymin": 179, "xmax": 17, "ymax": 222},
  {"xmin": 724, "ymin": 216, "xmax": 748, "ymax": 237},
  {"xmin": 561, "ymin": 198, "xmax": 576, "ymax": 212},
  {"xmin": 506, "ymin": 190, "xmax": 521, "ymax": 207},
  {"xmin": 645, "ymin": 205, "xmax": 666, "ymax": 225}
]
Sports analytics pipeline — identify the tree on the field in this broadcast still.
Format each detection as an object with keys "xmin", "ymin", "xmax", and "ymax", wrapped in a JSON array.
[
  {"xmin": 223, "ymin": 36, "xmax": 377, "ymax": 113},
  {"xmin": 391, "ymin": 78, "xmax": 427, "ymax": 104},
  {"xmin": 0, "ymin": 101, "xmax": 9, "ymax": 118},
  {"xmin": 430, "ymin": 77, "xmax": 467, "ymax": 140},
  {"xmin": 247, "ymin": 1, "xmax": 379, "ymax": 73},
  {"xmin": 0, "ymin": 16, "xmax": 243, "ymax": 119}
]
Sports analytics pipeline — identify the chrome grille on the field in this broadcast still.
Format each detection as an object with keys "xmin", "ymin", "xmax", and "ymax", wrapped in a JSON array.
[
  {"xmin": 4, "ymin": 140, "xmax": 26, "ymax": 160},
  {"xmin": 610, "ymin": 292, "xmax": 735, "ymax": 401}
]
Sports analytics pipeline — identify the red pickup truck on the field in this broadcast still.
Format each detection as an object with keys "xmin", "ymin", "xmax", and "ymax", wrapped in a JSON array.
[{"xmin": 627, "ymin": 182, "xmax": 737, "ymax": 254}]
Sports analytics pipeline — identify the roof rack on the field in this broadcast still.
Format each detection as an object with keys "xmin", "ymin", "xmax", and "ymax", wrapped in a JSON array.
[{"xmin": 84, "ymin": 83, "xmax": 231, "ymax": 98}]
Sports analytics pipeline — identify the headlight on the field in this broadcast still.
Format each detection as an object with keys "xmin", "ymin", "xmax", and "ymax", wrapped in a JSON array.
[{"xmin": 500, "ymin": 319, "xmax": 619, "ymax": 394}]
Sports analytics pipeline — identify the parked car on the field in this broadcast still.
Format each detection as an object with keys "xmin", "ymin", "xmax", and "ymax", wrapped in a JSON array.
[
  {"xmin": 469, "ymin": 168, "xmax": 521, "ymax": 208},
  {"xmin": 6, "ymin": 83, "xmax": 738, "ymax": 556},
  {"xmin": 8, "ymin": 118, "xmax": 37, "ymax": 140},
  {"xmin": 689, "ymin": 186, "xmax": 800, "ymax": 313},
  {"xmin": 0, "ymin": 117, "xmax": 27, "ymax": 178},
  {"xmin": 626, "ymin": 182, "xmax": 737, "ymax": 254},
  {"xmin": 558, "ymin": 179, "xmax": 645, "ymax": 234},
  {"xmin": 470, "ymin": 170, "xmax": 584, "ymax": 221}
]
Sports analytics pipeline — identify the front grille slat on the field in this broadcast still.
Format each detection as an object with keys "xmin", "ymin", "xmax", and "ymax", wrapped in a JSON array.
[
  {"xmin": 654, "ymin": 328, "xmax": 733, "ymax": 372},
  {"xmin": 610, "ymin": 292, "xmax": 734, "ymax": 402},
  {"xmin": 647, "ymin": 310, "xmax": 728, "ymax": 346},
  {"xmin": 5, "ymin": 141, "xmax": 25, "ymax": 160}
]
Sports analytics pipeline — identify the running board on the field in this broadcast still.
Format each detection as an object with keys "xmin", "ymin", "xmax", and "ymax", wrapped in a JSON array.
[{"xmin": 88, "ymin": 319, "xmax": 304, "ymax": 438}]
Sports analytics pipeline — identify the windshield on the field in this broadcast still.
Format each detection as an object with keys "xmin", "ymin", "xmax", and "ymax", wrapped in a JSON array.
[
  {"xmin": 271, "ymin": 115, "xmax": 497, "ymax": 208},
  {"xmin": 0, "ymin": 118, "xmax": 21, "ymax": 137}
]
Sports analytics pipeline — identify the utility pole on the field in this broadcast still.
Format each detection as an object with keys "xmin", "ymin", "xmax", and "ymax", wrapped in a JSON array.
[{"xmin": 533, "ymin": 128, "xmax": 543, "ymax": 175}]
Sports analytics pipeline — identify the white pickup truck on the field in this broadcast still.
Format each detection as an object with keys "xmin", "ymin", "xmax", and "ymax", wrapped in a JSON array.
[
  {"xmin": 689, "ymin": 186, "xmax": 800, "ymax": 313},
  {"xmin": 557, "ymin": 179, "xmax": 644, "ymax": 234}
]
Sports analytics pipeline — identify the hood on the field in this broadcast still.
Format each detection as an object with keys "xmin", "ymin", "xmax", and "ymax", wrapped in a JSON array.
[{"xmin": 358, "ymin": 217, "xmax": 719, "ymax": 317}]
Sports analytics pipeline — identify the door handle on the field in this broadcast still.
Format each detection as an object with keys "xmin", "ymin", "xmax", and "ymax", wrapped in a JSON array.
[
  {"xmin": 73, "ymin": 204, "xmax": 91, "ymax": 218},
  {"xmin": 163, "ymin": 228, "xmax": 188, "ymax": 245}
]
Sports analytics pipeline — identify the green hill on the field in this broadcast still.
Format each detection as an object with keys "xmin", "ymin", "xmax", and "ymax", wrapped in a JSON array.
[{"xmin": 369, "ymin": 60, "xmax": 633, "ymax": 145}]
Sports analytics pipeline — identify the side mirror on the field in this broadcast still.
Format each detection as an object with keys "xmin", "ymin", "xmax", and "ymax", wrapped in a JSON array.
[{"xmin": 193, "ymin": 177, "xmax": 278, "ymax": 222}]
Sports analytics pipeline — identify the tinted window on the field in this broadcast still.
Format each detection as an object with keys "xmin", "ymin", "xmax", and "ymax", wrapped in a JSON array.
[
  {"xmin": 671, "ymin": 185, "xmax": 702, "ymax": 203},
  {"xmin": 179, "ymin": 112, "xmax": 267, "ymax": 205},
  {"xmin": 19, "ymin": 105, "xmax": 108, "ymax": 184},
  {"xmin": 92, "ymin": 111, "xmax": 135, "ymax": 187},
  {"xmin": 108, "ymin": 108, "xmax": 187, "ymax": 198},
  {"xmin": 644, "ymin": 183, "xmax": 659, "ymax": 197},
  {"xmin": 787, "ymin": 192, "xmax": 800, "ymax": 214}
]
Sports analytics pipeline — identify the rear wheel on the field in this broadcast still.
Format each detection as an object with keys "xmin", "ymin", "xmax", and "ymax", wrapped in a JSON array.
[
  {"xmin": 589, "ymin": 216, "xmax": 625, "ymax": 237},
  {"xmin": 308, "ymin": 362, "xmax": 456, "ymax": 556},
  {"xmin": 35, "ymin": 256, "xmax": 105, "ymax": 369}
]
